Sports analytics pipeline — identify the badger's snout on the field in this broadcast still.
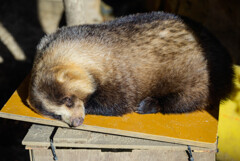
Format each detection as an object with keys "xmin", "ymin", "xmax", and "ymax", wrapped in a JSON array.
[{"xmin": 70, "ymin": 117, "xmax": 84, "ymax": 127}]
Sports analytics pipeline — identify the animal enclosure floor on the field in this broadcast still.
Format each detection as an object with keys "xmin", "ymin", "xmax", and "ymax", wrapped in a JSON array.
[{"xmin": 0, "ymin": 76, "xmax": 218, "ymax": 149}]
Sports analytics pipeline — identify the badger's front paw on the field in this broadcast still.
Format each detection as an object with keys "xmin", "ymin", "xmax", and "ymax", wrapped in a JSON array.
[{"xmin": 135, "ymin": 97, "xmax": 160, "ymax": 114}]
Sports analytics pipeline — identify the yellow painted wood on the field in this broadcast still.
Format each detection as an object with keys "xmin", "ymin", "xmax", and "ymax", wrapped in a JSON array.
[
  {"xmin": 1, "ymin": 75, "xmax": 218, "ymax": 145},
  {"xmin": 217, "ymin": 66, "xmax": 240, "ymax": 161},
  {"xmin": 1, "ymin": 91, "xmax": 51, "ymax": 120}
]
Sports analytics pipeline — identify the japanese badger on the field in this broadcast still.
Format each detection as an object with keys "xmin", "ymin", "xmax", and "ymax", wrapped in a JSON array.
[{"xmin": 27, "ymin": 12, "xmax": 233, "ymax": 127}]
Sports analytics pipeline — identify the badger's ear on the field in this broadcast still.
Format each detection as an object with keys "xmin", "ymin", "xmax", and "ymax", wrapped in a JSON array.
[
  {"xmin": 53, "ymin": 65, "xmax": 96, "ymax": 97},
  {"xmin": 53, "ymin": 65, "xmax": 86, "ymax": 82},
  {"xmin": 54, "ymin": 65, "xmax": 80, "ymax": 83}
]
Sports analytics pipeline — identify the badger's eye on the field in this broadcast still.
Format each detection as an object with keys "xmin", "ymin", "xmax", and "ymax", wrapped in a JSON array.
[{"xmin": 62, "ymin": 97, "xmax": 74, "ymax": 108}]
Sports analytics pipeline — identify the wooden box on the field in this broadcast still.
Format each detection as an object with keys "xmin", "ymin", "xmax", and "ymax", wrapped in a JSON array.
[{"xmin": 22, "ymin": 124, "xmax": 216, "ymax": 161}]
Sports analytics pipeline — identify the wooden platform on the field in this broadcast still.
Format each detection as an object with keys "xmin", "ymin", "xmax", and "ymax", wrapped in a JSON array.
[
  {"xmin": 23, "ymin": 124, "xmax": 216, "ymax": 161},
  {"xmin": 0, "ymin": 76, "xmax": 219, "ymax": 149}
]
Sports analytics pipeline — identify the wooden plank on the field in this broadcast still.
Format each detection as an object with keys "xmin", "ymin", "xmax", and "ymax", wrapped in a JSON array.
[
  {"xmin": 53, "ymin": 127, "xmax": 210, "ymax": 151},
  {"xmin": 30, "ymin": 149, "xmax": 215, "ymax": 161},
  {"xmin": 23, "ymin": 125, "xmax": 214, "ymax": 151},
  {"xmin": 1, "ymin": 77, "xmax": 218, "ymax": 149},
  {"xmin": 3, "ymin": 111, "xmax": 217, "ymax": 149},
  {"xmin": 22, "ymin": 124, "xmax": 55, "ymax": 147}
]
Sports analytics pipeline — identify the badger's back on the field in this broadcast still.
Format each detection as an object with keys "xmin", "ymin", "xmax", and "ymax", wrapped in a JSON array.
[{"xmin": 84, "ymin": 12, "xmax": 233, "ymax": 115}]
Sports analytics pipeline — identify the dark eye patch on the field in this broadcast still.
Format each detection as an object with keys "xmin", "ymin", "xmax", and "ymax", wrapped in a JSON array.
[
  {"xmin": 33, "ymin": 101, "xmax": 62, "ymax": 121},
  {"xmin": 62, "ymin": 97, "xmax": 74, "ymax": 108}
]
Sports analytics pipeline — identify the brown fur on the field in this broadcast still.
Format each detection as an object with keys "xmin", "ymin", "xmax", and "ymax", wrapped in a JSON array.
[{"xmin": 27, "ymin": 12, "xmax": 233, "ymax": 127}]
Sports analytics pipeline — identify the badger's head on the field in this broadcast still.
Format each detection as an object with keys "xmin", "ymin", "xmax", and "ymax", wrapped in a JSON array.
[{"xmin": 27, "ymin": 63, "xmax": 96, "ymax": 127}]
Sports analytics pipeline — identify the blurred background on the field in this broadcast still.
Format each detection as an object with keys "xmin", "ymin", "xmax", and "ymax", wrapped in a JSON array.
[{"xmin": 0, "ymin": 0, "xmax": 239, "ymax": 160}]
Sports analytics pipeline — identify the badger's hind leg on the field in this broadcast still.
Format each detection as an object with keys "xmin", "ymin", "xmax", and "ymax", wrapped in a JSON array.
[{"xmin": 136, "ymin": 88, "xmax": 209, "ymax": 114}]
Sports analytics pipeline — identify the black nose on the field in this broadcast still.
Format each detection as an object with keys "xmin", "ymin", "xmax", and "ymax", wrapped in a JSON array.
[{"xmin": 71, "ymin": 117, "xmax": 84, "ymax": 127}]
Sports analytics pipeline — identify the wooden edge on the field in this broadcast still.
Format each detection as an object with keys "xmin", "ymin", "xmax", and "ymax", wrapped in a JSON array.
[
  {"xmin": 0, "ymin": 112, "xmax": 217, "ymax": 149},
  {"xmin": 25, "ymin": 146, "xmax": 49, "ymax": 150},
  {"xmin": 25, "ymin": 143, "xmax": 215, "ymax": 152},
  {"xmin": 24, "ymin": 142, "xmax": 216, "ymax": 152},
  {"xmin": 0, "ymin": 111, "xmax": 67, "ymax": 127}
]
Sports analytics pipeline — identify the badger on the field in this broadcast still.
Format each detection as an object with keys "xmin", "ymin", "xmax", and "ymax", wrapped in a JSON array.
[{"xmin": 27, "ymin": 12, "xmax": 233, "ymax": 127}]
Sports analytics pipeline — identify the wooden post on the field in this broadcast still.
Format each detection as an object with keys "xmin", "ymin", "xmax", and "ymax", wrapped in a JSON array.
[{"xmin": 63, "ymin": 0, "xmax": 103, "ymax": 26}]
